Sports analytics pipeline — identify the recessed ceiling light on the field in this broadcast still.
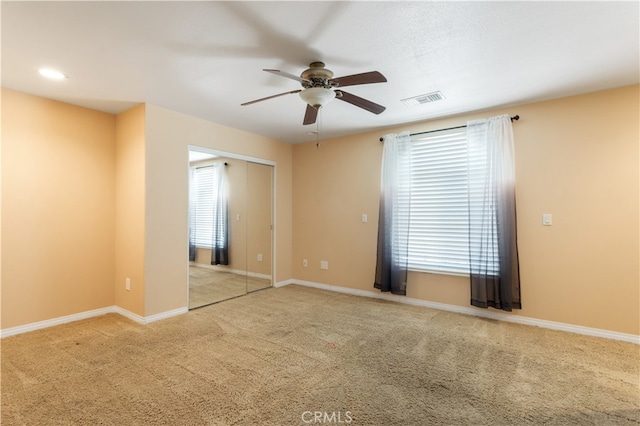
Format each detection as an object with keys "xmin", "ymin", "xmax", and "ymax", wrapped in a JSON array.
[{"xmin": 38, "ymin": 68, "xmax": 67, "ymax": 80}]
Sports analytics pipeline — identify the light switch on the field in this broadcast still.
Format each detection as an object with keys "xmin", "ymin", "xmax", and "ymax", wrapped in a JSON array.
[
  {"xmin": 542, "ymin": 213, "xmax": 552, "ymax": 226},
  {"xmin": 362, "ymin": 213, "xmax": 368, "ymax": 223}
]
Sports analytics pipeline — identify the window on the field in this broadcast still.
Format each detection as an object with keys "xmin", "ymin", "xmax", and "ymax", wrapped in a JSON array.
[
  {"xmin": 405, "ymin": 128, "xmax": 499, "ymax": 275},
  {"xmin": 189, "ymin": 164, "xmax": 226, "ymax": 248}
]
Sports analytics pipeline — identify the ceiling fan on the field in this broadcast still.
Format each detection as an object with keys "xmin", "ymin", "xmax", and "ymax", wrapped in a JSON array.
[{"xmin": 241, "ymin": 62, "xmax": 387, "ymax": 125}]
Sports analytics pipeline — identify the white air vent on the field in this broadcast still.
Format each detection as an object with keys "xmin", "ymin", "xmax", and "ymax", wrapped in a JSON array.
[{"xmin": 401, "ymin": 91, "xmax": 445, "ymax": 107}]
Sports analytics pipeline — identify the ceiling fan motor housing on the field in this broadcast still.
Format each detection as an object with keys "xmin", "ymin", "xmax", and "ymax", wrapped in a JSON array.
[{"xmin": 300, "ymin": 62, "xmax": 334, "ymax": 88}]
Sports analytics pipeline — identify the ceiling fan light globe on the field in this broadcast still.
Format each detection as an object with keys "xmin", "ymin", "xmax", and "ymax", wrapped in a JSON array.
[{"xmin": 299, "ymin": 87, "xmax": 334, "ymax": 108}]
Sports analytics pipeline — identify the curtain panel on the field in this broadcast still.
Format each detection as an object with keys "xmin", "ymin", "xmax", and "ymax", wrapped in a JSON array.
[
  {"xmin": 188, "ymin": 167, "xmax": 197, "ymax": 262},
  {"xmin": 211, "ymin": 164, "xmax": 229, "ymax": 265},
  {"xmin": 374, "ymin": 131, "xmax": 411, "ymax": 295},
  {"xmin": 467, "ymin": 114, "xmax": 521, "ymax": 311}
]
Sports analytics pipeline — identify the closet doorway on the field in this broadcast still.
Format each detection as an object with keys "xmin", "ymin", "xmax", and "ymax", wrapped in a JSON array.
[{"xmin": 188, "ymin": 147, "xmax": 274, "ymax": 309}]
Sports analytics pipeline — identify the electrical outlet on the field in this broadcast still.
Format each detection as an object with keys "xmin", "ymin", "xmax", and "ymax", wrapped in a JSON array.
[
  {"xmin": 257, "ymin": 253, "xmax": 263, "ymax": 262},
  {"xmin": 320, "ymin": 260, "xmax": 329, "ymax": 270},
  {"xmin": 125, "ymin": 277, "xmax": 131, "ymax": 291}
]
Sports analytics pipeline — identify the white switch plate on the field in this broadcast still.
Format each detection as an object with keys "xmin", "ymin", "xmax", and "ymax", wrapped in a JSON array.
[
  {"xmin": 257, "ymin": 253, "xmax": 263, "ymax": 262},
  {"xmin": 361, "ymin": 213, "xmax": 368, "ymax": 223},
  {"xmin": 125, "ymin": 277, "xmax": 131, "ymax": 291},
  {"xmin": 303, "ymin": 259, "xmax": 308, "ymax": 267},
  {"xmin": 542, "ymin": 213, "xmax": 552, "ymax": 226},
  {"xmin": 320, "ymin": 260, "xmax": 329, "ymax": 270}
]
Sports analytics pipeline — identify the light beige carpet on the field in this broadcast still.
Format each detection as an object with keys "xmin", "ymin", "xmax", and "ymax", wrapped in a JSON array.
[
  {"xmin": 189, "ymin": 266, "xmax": 271, "ymax": 308},
  {"xmin": 2, "ymin": 285, "xmax": 639, "ymax": 425}
]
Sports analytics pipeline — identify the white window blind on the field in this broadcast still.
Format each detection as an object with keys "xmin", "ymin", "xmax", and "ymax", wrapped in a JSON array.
[
  {"xmin": 190, "ymin": 165, "xmax": 224, "ymax": 248},
  {"xmin": 406, "ymin": 128, "xmax": 499, "ymax": 275}
]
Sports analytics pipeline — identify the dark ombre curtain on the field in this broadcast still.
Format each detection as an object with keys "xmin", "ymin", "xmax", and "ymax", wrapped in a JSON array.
[
  {"xmin": 374, "ymin": 132, "xmax": 411, "ymax": 295},
  {"xmin": 211, "ymin": 164, "xmax": 229, "ymax": 265},
  {"xmin": 188, "ymin": 167, "xmax": 197, "ymax": 262},
  {"xmin": 467, "ymin": 115, "xmax": 521, "ymax": 311},
  {"xmin": 188, "ymin": 233, "xmax": 196, "ymax": 262}
]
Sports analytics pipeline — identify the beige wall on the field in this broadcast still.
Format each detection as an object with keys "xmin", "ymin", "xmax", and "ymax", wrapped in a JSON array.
[
  {"xmin": 115, "ymin": 105, "xmax": 146, "ymax": 316},
  {"xmin": 1, "ymin": 91, "xmax": 292, "ymax": 327},
  {"xmin": 226, "ymin": 158, "xmax": 248, "ymax": 271},
  {"xmin": 1, "ymin": 89, "xmax": 116, "ymax": 328},
  {"xmin": 292, "ymin": 85, "xmax": 639, "ymax": 335},
  {"xmin": 144, "ymin": 104, "xmax": 292, "ymax": 317},
  {"xmin": 2, "ymin": 85, "xmax": 636, "ymax": 336},
  {"xmin": 247, "ymin": 162, "xmax": 273, "ymax": 276}
]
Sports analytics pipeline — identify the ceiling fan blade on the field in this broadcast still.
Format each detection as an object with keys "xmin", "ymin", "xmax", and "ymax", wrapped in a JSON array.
[
  {"xmin": 303, "ymin": 104, "xmax": 318, "ymax": 125},
  {"xmin": 263, "ymin": 69, "xmax": 311, "ymax": 84},
  {"xmin": 241, "ymin": 89, "xmax": 302, "ymax": 106},
  {"xmin": 336, "ymin": 90, "xmax": 386, "ymax": 114},
  {"xmin": 329, "ymin": 71, "xmax": 387, "ymax": 87}
]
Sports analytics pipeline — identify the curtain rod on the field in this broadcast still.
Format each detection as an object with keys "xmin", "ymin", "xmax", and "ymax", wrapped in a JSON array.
[
  {"xmin": 379, "ymin": 115, "xmax": 520, "ymax": 142},
  {"xmin": 194, "ymin": 162, "xmax": 228, "ymax": 169}
]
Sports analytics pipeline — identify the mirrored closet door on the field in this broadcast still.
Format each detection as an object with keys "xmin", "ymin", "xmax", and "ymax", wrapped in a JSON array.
[{"xmin": 188, "ymin": 149, "xmax": 273, "ymax": 309}]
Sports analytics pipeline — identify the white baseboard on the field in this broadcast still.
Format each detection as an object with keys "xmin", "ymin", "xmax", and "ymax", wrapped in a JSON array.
[
  {"xmin": 110, "ymin": 306, "xmax": 187, "ymax": 324},
  {"xmin": 0, "ymin": 306, "xmax": 116, "ymax": 338},
  {"xmin": 5, "ymin": 281, "xmax": 636, "ymax": 345},
  {"xmin": 138, "ymin": 307, "xmax": 189, "ymax": 324},
  {"xmin": 278, "ymin": 279, "xmax": 640, "ymax": 345},
  {"xmin": 274, "ymin": 279, "xmax": 296, "ymax": 288},
  {"xmin": 1, "ymin": 305, "xmax": 188, "ymax": 338}
]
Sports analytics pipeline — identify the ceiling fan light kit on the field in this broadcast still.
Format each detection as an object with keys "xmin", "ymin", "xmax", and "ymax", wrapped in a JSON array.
[
  {"xmin": 242, "ymin": 61, "xmax": 387, "ymax": 125},
  {"xmin": 299, "ymin": 87, "xmax": 335, "ymax": 109}
]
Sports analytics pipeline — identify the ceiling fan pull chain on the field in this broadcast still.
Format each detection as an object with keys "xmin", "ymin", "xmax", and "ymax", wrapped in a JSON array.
[{"xmin": 316, "ymin": 108, "xmax": 322, "ymax": 149}]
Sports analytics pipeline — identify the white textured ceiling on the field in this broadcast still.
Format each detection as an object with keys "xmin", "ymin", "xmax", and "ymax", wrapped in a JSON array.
[{"xmin": 2, "ymin": 1, "xmax": 638, "ymax": 144}]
